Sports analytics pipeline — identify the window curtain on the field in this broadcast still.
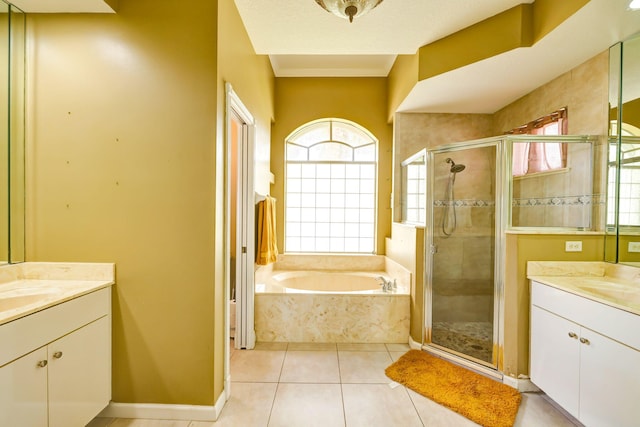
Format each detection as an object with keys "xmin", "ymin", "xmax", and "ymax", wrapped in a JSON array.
[{"xmin": 509, "ymin": 109, "xmax": 568, "ymax": 176}]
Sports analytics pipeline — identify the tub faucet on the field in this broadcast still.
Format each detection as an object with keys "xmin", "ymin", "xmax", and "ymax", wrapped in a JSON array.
[{"xmin": 377, "ymin": 276, "xmax": 396, "ymax": 293}]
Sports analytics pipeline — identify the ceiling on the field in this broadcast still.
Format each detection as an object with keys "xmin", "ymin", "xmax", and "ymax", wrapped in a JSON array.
[{"xmin": 235, "ymin": 0, "xmax": 640, "ymax": 113}]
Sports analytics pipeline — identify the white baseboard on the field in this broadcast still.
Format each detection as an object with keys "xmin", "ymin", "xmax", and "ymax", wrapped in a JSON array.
[
  {"xmin": 502, "ymin": 375, "xmax": 541, "ymax": 392},
  {"xmin": 99, "ymin": 391, "xmax": 227, "ymax": 422},
  {"xmin": 408, "ymin": 336, "xmax": 422, "ymax": 349}
]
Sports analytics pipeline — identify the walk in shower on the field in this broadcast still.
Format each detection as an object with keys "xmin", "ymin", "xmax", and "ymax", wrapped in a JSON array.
[{"xmin": 424, "ymin": 135, "xmax": 598, "ymax": 369}]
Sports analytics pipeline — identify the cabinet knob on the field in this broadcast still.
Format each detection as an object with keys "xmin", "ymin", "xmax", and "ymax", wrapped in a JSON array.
[
  {"xmin": 568, "ymin": 332, "xmax": 578, "ymax": 338},
  {"xmin": 37, "ymin": 360, "xmax": 48, "ymax": 368},
  {"xmin": 580, "ymin": 337, "xmax": 590, "ymax": 345},
  {"xmin": 53, "ymin": 351, "xmax": 63, "ymax": 359}
]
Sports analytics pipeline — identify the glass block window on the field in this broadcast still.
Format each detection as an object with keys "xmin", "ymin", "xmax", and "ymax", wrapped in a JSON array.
[
  {"xmin": 609, "ymin": 136, "xmax": 640, "ymax": 227},
  {"xmin": 285, "ymin": 119, "xmax": 377, "ymax": 253}
]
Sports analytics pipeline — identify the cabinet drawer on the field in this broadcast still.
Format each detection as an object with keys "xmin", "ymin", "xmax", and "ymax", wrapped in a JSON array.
[
  {"xmin": 0, "ymin": 287, "xmax": 110, "ymax": 367},
  {"xmin": 531, "ymin": 281, "xmax": 640, "ymax": 350}
]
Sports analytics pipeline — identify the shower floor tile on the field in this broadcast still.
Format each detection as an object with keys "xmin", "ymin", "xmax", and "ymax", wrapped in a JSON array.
[{"xmin": 432, "ymin": 321, "xmax": 493, "ymax": 362}]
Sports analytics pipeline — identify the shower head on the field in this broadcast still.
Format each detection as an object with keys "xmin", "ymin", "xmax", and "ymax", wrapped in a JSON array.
[{"xmin": 445, "ymin": 158, "xmax": 466, "ymax": 173}]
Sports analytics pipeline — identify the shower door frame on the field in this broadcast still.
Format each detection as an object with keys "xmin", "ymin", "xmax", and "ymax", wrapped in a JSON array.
[{"xmin": 423, "ymin": 137, "xmax": 507, "ymax": 373}]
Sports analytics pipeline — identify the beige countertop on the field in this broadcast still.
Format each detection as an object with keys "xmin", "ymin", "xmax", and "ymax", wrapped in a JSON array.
[
  {"xmin": 0, "ymin": 262, "xmax": 115, "ymax": 326},
  {"xmin": 527, "ymin": 261, "xmax": 640, "ymax": 316}
]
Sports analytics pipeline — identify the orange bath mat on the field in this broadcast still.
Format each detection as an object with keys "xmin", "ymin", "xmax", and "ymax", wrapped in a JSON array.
[{"xmin": 385, "ymin": 350, "xmax": 521, "ymax": 427}]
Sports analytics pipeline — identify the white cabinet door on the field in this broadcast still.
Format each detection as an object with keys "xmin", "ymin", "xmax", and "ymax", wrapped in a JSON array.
[
  {"xmin": 530, "ymin": 305, "xmax": 581, "ymax": 418},
  {"xmin": 579, "ymin": 326, "xmax": 640, "ymax": 427},
  {"xmin": 0, "ymin": 346, "xmax": 48, "ymax": 427},
  {"xmin": 48, "ymin": 316, "xmax": 111, "ymax": 427}
]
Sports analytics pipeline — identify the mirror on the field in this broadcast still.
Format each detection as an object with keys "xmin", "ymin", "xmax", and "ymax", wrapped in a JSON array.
[
  {"xmin": 401, "ymin": 150, "xmax": 426, "ymax": 225},
  {"xmin": 0, "ymin": 1, "xmax": 26, "ymax": 265},
  {"xmin": 607, "ymin": 32, "xmax": 640, "ymax": 265}
]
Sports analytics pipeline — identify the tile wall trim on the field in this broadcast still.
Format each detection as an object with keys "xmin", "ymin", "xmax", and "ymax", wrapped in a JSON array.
[
  {"xmin": 513, "ymin": 194, "xmax": 604, "ymax": 207},
  {"xmin": 433, "ymin": 199, "xmax": 495, "ymax": 207}
]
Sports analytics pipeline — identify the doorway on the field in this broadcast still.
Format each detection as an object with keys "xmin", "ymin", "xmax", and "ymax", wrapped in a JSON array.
[{"xmin": 224, "ymin": 84, "xmax": 256, "ymax": 396}]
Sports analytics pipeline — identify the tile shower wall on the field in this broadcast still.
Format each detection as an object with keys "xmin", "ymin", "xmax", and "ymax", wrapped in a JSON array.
[
  {"xmin": 494, "ymin": 51, "xmax": 609, "ymax": 230},
  {"xmin": 431, "ymin": 147, "xmax": 496, "ymax": 324},
  {"xmin": 511, "ymin": 141, "xmax": 596, "ymax": 228}
]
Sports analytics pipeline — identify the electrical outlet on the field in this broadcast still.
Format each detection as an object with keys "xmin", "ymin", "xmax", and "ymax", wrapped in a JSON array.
[
  {"xmin": 629, "ymin": 242, "xmax": 640, "ymax": 253},
  {"xmin": 565, "ymin": 241, "xmax": 582, "ymax": 252}
]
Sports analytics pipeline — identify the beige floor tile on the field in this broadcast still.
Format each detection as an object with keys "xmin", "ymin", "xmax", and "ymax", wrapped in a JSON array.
[
  {"xmin": 338, "ymin": 351, "xmax": 393, "ymax": 383},
  {"xmin": 280, "ymin": 351, "xmax": 340, "ymax": 383},
  {"xmin": 407, "ymin": 389, "xmax": 479, "ymax": 426},
  {"xmin": 109, "ymin": 419, "xmax": 190, "ymax": 427},
  {"xmin": 385, "ymin": 343, "xmax": 410, "ymax": 352},
  {"xmin": 254, "ymin": 342, "xmax": 289, "ymax": 351},
  {"xmin": 514, "ymin": 393, "xmax": 581, "ymax": 426},
  {"xmin": 210, "ymin": 382, "xmax": 277, "ymax": 427},
  {"xmin": 388, "ymin": 351, "xmax": 407, "ymax": 362},
  {"xmin": 287, "ymin": 342, "xmax": 337, "ymax": 351},
  {"xmin": 187, "ymin": 422, "xmax": 215, "ymax": 427},
  {"xmin": 231, "ymin": 350, "xmax": 285, "ymax": 382},
  {"xmin": 337, "ymin": 343, "xmax": 387, "ymax": 351},
  {"xmin": 86, "ymin": 417, "xmax": 115, "ymax": 427},
  {"xmin": 342, "ymin": 384, "xmax": 423, "ymax": 427},
  {"xmin": 269, "ymin": 383, "xmax": 345, "ymax": 427}
]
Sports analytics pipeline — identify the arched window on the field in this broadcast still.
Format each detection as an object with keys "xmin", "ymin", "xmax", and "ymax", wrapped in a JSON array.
[{"xmin": 285, "ymin": 118, "xmax": 377, "ymax": 253}]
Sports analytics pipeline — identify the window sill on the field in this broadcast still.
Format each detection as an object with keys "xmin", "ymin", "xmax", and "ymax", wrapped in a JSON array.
[{"xmin": 513, "ymin": 167, "xmax": 569, "ymax": 180}]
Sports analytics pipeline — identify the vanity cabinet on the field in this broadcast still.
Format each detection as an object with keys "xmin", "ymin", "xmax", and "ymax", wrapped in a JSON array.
[
  {"xmin": 530, "ymin": 281, "xmax": 640, "ymax": 427},
  {"xmin": 0, "ymin": 287, "xmax": 111, "ymax": 427}
]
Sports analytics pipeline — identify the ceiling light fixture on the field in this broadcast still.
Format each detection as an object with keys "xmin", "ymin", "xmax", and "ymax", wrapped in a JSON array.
[
  {"xmin": 630, "ymin": 0, "xmax": 640, "ymax": 10},
  {"xmin": 315, "ymin": 0, "xmax": 384, "ymax": 23}
]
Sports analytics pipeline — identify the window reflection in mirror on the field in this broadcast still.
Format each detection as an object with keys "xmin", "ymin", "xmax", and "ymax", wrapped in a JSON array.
[
  {"xmin": 609, "ymin": 33, "xmax": 640, "ymax": 265},
  {"xmin": 401, "ymin": 150, "xmax": 426, "ymax": 225}
]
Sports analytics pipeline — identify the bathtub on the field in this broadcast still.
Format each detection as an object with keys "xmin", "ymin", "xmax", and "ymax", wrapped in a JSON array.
[
  {"xmin": 257, "ymin": 271, "xmax": 402, "ymax": 294},
  {"xmin": 254, "ymin": 255, "xmax": 410, "ymax": 343}
]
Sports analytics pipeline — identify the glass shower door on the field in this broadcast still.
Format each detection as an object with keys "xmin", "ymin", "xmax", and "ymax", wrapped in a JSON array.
[{"xmin": 427, "ymin": 143, "xmax": 498, "ymax": 366}]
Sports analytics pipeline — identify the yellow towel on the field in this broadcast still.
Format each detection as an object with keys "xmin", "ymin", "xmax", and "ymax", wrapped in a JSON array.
[{"xmin": 257, "ymin": 196, "xmax": 278, "ymax": 265}]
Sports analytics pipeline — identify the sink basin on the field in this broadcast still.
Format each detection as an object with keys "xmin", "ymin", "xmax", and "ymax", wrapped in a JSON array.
[
  {"xmin": 577, "ymin": 284, "xmax": 640, "ymax": 306},
  {"xmin": 0, "ymin": 294, "xmax": 51, "ymax": 312},
  {"xmin": 0, "ymin": 286, "xmax": 60, "ymax": 312}
]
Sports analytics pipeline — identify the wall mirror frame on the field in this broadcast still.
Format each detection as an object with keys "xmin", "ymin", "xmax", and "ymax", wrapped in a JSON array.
[
  {"xmin": 606, "ymin": 31, "xmax": 640, "ymax": 265},
  {"xmin": 0, "ymin": 0, "xmax": 26, "ymax": 265}
]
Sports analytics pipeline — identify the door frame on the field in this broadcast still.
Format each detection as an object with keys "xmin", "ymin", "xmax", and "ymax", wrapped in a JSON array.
[
  {"xmin": 423, "ymin": 137, "xmax": 505, "ymax": 376},
  {"xmin": 224, "ymin": 83, "xmax": 256, "ymax": 399}
]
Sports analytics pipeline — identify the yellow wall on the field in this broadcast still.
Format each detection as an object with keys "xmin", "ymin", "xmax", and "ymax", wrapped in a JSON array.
[
  {"xmin": 503, "ymin": 233, "xmax": 604, "ymax": 377},
  {"xmin": 27, "ymin": 0, "xmax": 273, "ymax": 406},
  {"xmin": 271, "ymin": 78, "xmax": 392, "ymax": 255}
]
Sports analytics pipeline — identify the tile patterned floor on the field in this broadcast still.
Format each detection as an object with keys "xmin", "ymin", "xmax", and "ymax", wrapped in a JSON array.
[{"xmin": 88, "ymin": 342, "xmax": 581, "ymax": 427}]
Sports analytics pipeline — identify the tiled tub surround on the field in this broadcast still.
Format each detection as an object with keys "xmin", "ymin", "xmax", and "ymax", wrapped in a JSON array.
[
  {"xmin": 0, "ymin": 262, "xmax": 115, "ymax": 325},
  {"xmin": 255, "ymin": 255, "xmax": 411, "ymax": 343}
]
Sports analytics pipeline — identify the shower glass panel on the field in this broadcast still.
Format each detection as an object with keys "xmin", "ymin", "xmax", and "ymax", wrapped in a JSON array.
[{"xmin": 428, "ymin": 143, "xmax": 498, "ymax": 366}]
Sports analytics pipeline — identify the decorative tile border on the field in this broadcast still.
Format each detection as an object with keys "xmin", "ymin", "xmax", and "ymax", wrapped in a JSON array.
[
  {"xmin": 433, "ymin": 194, "xmax": 606, "ymax": 208},
  {"xmin": 513, "ymin": 194, "xmax": 605, "ymax": 207},
  {"xmin": 434, "ymin": 199, "xmax": 495, "ymax": 207}
]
